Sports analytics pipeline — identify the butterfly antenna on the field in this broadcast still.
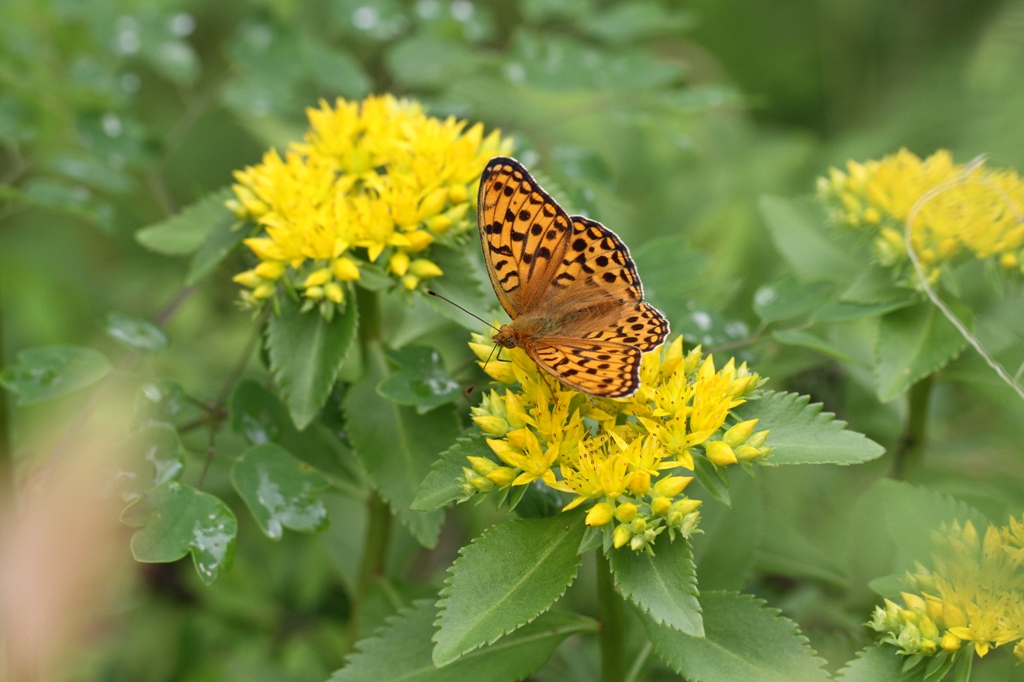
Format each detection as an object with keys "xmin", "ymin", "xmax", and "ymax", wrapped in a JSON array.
[
  {"xmin": 465, "ymin": 344, "xmax": 501, "ymax": 396},
  {"xmin": 426, "ymin": 290, "xmax": 500, "ymax": 332}
]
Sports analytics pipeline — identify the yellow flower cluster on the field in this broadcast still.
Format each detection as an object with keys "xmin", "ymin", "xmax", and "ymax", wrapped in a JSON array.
[
  {"xmin": 818, "ymin": 149, "xmax": 1024, "ymax": 284},
  {"xmin": 870, "ymin": 516, "xmax": 1024, "ymax": 664},
  {"xmin": 461, "ymin": 333, "xmax": 770, "ymax": 553},
  {"xmin": 228, "ymin": 95, "xmax": 512, "ymax": 312}
]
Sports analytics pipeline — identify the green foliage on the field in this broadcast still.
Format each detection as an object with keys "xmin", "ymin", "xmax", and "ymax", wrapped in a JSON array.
[
  {"xmin": 377, "ymin": 345, "xmax": 461, "ymax": 414},
  {"xmin": 0, "ymin": 345, "xmax": 111, "ymax": 405},
  {"xmin": 412, "ymin": 431, "xmax": 489, "ymax": 512},
  {"xmin": 104, "ymin": 311, "xmax": 169, "ymax": 354},
  {"xmin": 836, "ymin": 644, "xmax": 925, "ymax": 682},
  {"xmin": 642, "ymin": 591, "xmax": 830, "ymax": 682},
  {"xmin": 135, "ymin": 188, "xmax": 235, "ymax": 256},
  {"xmin": 433, "ymin": 511, "xmax": 586, "ymax": 666},
  {"xmin": 608, "ymin": 537, "xmax": 703, "ymax": 636}
]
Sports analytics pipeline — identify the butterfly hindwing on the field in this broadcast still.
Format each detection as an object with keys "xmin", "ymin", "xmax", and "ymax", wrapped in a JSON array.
[
  {"xmin": 529, "ymin": 339, "xmax": 642, "ymax": 398},
  {"xmin": 582, "ymin": 302, "xmax": 669, "ymax": 352},
  {"xmin": 478, "ymin": 158, "xmax": 573, "ymax": 317}
]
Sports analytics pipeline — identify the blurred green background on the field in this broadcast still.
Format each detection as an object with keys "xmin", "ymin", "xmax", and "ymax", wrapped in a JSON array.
[{"xmin": 3, "ymin": 0, "xmax": 1024, "ymax": 679}]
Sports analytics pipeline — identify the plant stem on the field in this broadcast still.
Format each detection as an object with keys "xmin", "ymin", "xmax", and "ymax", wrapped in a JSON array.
[
  {"xmin": 597, "ymin": 551, "xmax": 627, "ymax": 682},
  {"xmin": 348, "ymin": 287, "xmax": 390, "ymax": 650},
  {"xmin": 892, "ymin": 374, "xmax": 934, "ymax": 479}
]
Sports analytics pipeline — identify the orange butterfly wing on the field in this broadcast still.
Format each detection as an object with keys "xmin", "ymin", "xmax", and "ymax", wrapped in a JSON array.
[{"xmin": 477, "ymin": 157, "xmax": 670, "ymax": 397}]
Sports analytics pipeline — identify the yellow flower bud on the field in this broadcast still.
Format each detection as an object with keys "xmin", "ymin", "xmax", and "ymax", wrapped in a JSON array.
[
  {"xmin": 448, "ymin": 184, "xmax": 468, "ymax": 204},
  {"xmin": 304, "ymin": 286, "xmax": 324, "ymax": 300},
  {"xmin": 1000, "ymin": 252, "xmax": 1019, "ymax": 270},
  {"xmin": 472, "ymin": 415, "xmax": 510, "ymax": 437},
  {"xmin": 402, "ymin": 274, "xmax": 420, "ymax": 290},
  {"xmin": 420, "ymin": 187, "xmax": 449, "ymax": 217},
  {"xmin": 233, "ymin": 270, "xmax": 262, "ymax": 288},
  {"xmin": 735, "ymin": 445, "xmax": 763, "ymax": 462},
  {"xmin": 390, "ymin": 251, "xmax": 410, "ymax": 277},
  {"xmin": 747, "ymin": 430, "xmax": 769, "ymax": 449},
  {"xmin": 918, "ymin": 615, "xmax": 939, "ymax": 640},
  {"xmin": 942, "ymin": 602, "xmax": 967, "ymax": 629},
  {"xmin": 613, "ymin": 524, "xmax": 632, "ymax": 549},
  {"xmin": 962, "ymin": 521, "xmax": 979, "ymax": 551},
  {"xmin": 427, "ymin": 214, "xmax": 454, "ymax": 233},
  {"xmin": 723, "ymin": 419, "xmax": 758, "ymax": 447},
  {"xmin": 651, "ymin": 496, "xmax": 672, "ymax": 515},
  {"xmin": 446, "ymin": 202, "xmax": 470, "ymax": 222},
  {"xmin": 252, "ymin": 283, "xmax": 275, "ymax": 300},
  {"xmin": 941, "ymin": 633, "xmax": 961, "ymax": 653},
  {"xmin": 920, "ymin": 639, "xmax": 937, "ymax": 655},
  {"xmin": 486, "ymin": 467, "xmax": 516, "ymax": 486},
  {"xmin": 467, "ymin": 456, "xmax": 498, "ymax": 476},
  {"xmin": 938, "ymin": 237, "xmax": 959, "ymax": 258},
  {"xmin": 323, "ymin": 282, "xmax": 344, "ymax": 304},
  {"xmin": 404, "ymin": 230, "xmax": 435, "ymax": 251},
  {"xmin": 614, "ymin": 503, "xmax": 638, "ymax": 523},
  {"xmin": 225, "ymin": 198, "xmax": 246, "ymax": 218},
  {"xmin": 671, "ymin": 498, "xmax": 702, "ymax": 515},
  {"xmin": 630, "ymin": 535, "xmax": 647, "ymax": 552},
  {"xmin": 652, "ymin": 476, "xmax": 692, "ymax": 498},
  {"xmin": 254, "ymin": 261, "xmax": 286, "ymax": 280},
  {"xmin": 332, "ymin": 257, "xmax": 360, "ymax": 281},
  {"xmin": 862, "ymin": 207, "xmax": 881, "ymax": 224},
  {"xmin": 705, "ymin": 441, "xmax": 738, "ymax": 466},
  {"xmin": 587, "ymin": 502, "xmax": 614, "ymax": 527},
  {"xmin": 410, "ymin": 259, "xmax": 443, "ymax": 279},
  {"xmin": 303, "ymin": 268, "xmax": 332, "ymax": 288},
  {"xmin": 626, "ymin": 470, "xmax": 650, "ymax": 495},
  {"xmin": 630, "ymin": 517, "xmax": 647, "ymax": 534}
]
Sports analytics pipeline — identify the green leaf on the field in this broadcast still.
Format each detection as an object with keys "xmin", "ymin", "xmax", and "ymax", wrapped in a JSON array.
[
  {"xmin": 386, "ymin": 36, "xmax": 476, "ymax": 89},
  {"xmin": 104, "ymin": 311, "xmax": 168, "ymax": 354},
  {"xmin": 424, "ymin": 244, "xmax": 496, "ymax": 328},
  {"xmin": 433, "ymin": 511, "xmax": 587, "ymax": 666},
  {"xmin": 691, "ymin": 472, "xmax": 762, "ymax": 591},
  {"xmin": 345, "ymin": 345, "xmax": 455, "ymax": 547},
  {"xmin": 772, "ymin": 329, "xmax": 858, "ymax": 364},
  {"xmin": 584, "ymin": 3, "xmax": 694, "ymax": 44},
  {"xmin": 186, "ymin": 213, "xmax": 248, "ymax": 285},
  {"xmin": 267, "ymin": 294, "xmax": 358, "ymax": 429},
  {"xmin": 412, "ymin": 431, "xmax": 489, "ymax": 512},
  {"xmin": 693, "ymin": 454, "xmax": 730, "ymax": 506},
  {"xmin": 609, "ymin": 538, "xmax": 703, "ymax": 636},
  {"xmin": 753, "ymin": 278, "xmax": 834, "ymax": 322},
  {"xmin": 836, "ymin": 644, "xmax": 925, "ymax": 682},
  {"xmin": 811, "ymin": 298, "xmax": 917, "ymax": 322},
  {"xmin": 121, "ymin": 481, "xmax": 237, "ymax": 585},
  {"xmin": 120, "ymin": 423, "xmax": 185, "ymax": 499},
  {"xmin": 643, "ymin": 591, "xmax": 829, "ymax": 682},
  {"xmin": 305, "ymin": 42, "xmax": 371, "ymax": 99},
  {"xmin": 875, "ymin": 302, "xmax": 972, "ymax": 402},
  {"xmin": 758, "ymin": 195, "xmax": 862, "ymax": 284},
  {"xmin": 135, "ymin": 188, "xmax": 234, "ymax": 256},
  {"xmin": 231, "ymin": 443, "xmax": 330, "ymax": 540},
  {"xmin": 332, "ymin": 600, "xmax": 597, "ymax": 682},
  {"xmin": 878, "ymin": 479, "xmax": 989, "ymax": 568},
  {"xmin": 756, "ymin": 522, "xmax": 849, "ymax": 588},
  {"xmin": 733, "ymin": 391, "xmax": 885, "ymax": 465},
  {"xmin": 378, "ymin": 346, "xmax": 461, "ymax": 414},
  {"xmin": 631, "ymin": 235, "xmax": 708, "ymax": 327},
  {"xmin": 841, "ymin": 267, "xmax": 913, "ymax": 304},
  {"xmin": 0, "ymin": 345, "xmax": 111, "ymax": 405}
]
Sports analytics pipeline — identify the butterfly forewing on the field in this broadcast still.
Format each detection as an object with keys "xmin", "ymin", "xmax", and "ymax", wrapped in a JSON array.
[
  {"xmin": 548, "ymin": 217, "xmax": 643, "ymax": 303},
  {"xmin": 531, "ymin": 340, "xmax": 642, "ymax": 398},
  {"xmin": 477, "ymin": 158, "xmax": 573, "ymax": 317}
]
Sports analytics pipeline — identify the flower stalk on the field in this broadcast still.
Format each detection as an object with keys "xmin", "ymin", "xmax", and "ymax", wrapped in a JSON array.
[
  {"xmin": 893, "ymin": 374, "xmax": 934, "ymax": 479},
  {"xmin": 597, "ymin": 551, "xmax": 627, "ymax": 682}
]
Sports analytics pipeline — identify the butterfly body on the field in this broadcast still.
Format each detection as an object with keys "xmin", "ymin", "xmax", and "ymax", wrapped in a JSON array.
[{"xmin": 478, "ymin": 157, "xmax": 669, "ymax": 398}]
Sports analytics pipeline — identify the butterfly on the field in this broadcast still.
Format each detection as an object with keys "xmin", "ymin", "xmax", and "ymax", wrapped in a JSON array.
[{"xmin": 477, "ymin": 156, "xmax": 669, "ymax": 398}]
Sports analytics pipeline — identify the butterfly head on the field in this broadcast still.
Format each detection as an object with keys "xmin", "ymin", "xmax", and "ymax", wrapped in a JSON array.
[{"xmin": 492, "ymin": 325, "xmax": 519, "ymax": 349}]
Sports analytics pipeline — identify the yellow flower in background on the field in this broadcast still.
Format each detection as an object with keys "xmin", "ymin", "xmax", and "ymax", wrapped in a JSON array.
[
  {"xmin": 870, "ymin": 516, "xmax": 1024, "ymax": 663},
  {"xmin": 817, "ymin": 149, "xmax": 1024, "ymax": 283},
  {"xmin": 460, "ymin": 332, "xmax": 769, "ymax": 553},
  {"xmin": 227, "ymin": 94, "xmax": 512, "ymax": 313}
]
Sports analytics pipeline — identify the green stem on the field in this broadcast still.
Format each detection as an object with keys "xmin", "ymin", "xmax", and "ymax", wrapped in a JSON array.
[
  {"xmin": 597, "ymin": 551, "xmax": 627, "ymax": 682},
  {"xmin": 893, "ymin": 374, "xmax": 934, "ymax": 479},
  {"xmin": 347, "ymin": 287, "xmax": 391, "ymax": 650}
]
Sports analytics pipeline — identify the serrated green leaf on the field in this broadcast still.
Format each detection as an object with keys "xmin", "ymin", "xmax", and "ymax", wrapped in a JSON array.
[
  {"xmin": 135, "ymin": 188, "xmax": 234, "ymax": 255},
  {"xmin": 772, "ymin": 329, "xmax": 858, "ymax": 364},
  {"xmin": 693, "ymin": 454, "xmax": 730, "ymax": 506},
  {"xmin": 121, "ymin": 481, "xmax": 237, "ymax": 585},
  {"xmin": 642, "ymin": 591, "xmax": 830, "ymax": 682},
  {"xmin": 231, "ymin": 443, "xmax": 330, "ymax": 540},
  {"xmin": 733, "ymin": 390, "xmax": 885, "ymax": 465},
  {"xmin": 878, "ymin": 479, "xmax": 989, "ymax": 568},
  {"xmin": 411, "ymin": 432, "xmax": 489, "ymax": 512},
  {"xmin": 186, "ymin": 212, "xmax": 248, "ymax": 284},
  {"xmin": 875, "ymin": 302, "xmax": 972, "ymax": 402},
  {"xmin": 423, "ymin": 244, "xmax": 496, "ymax": 328},
  {"xmin": 0, "ymin": 345, "xmax": 111, "ymax": 405},
  {"xmin": 691, "ymin": 472, "xmax": 762, "ymax": 591},
  {"xmin": 753, "ymin": 277, "xmax": 834, "ymax": 322},
  {"xmin": 378, "ymin": 346, "xmax": 461, "ymax": 414},
  {"xmin": 758, "ymin": 195, "xmax": 861, "ymax": 284},
  {"xmin": 609, "ymin": 538, "xmax": 703, "ymax": 636},
  {"xmin": 332, "ymin": 600, "xmax": 597, "ymax": 682},
  {"xmin": 267, "ymin": 294, "xmax": 358, "ymax": 429},
  {"xmin": 835, "ymin": 644, "xmax": 925, "ymax": 682},
  {"xmin": 104, "ymin": 311, "xmax": 169, "ymax": 354},
  {"xmin": 433, "ymin": 510, "xmax": 586, "ymax": 666},
  {"xmin": 229, "ymin": 379, "xmax": 358, "ymax": 481},
  {"xmin": 345, "ymin": 345, "xmax": 454, "ymax": 547}
]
